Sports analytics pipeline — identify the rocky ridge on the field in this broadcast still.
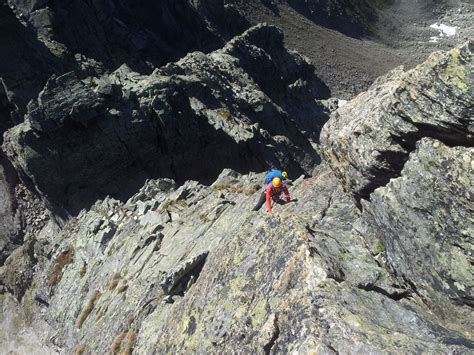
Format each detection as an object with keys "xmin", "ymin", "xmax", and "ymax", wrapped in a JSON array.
[
  {"xmin": 2, "ymin": 24, "xmax": 330, "ymax": 219},
  {"xmin": 321, "ymin": 41, "xmax": 473, "ymax": 201},
  {"xmin": 321, "ymin": 42, "xmax": 473, "ymax": 335},
  {"xmin": 1, "ymin": 40, "xmax": 472, "ymax": 353},
  {"xmin": 3, "ymin": 162, "xmax": 472, "ymax": 353},
  {"xmin": 6, "ymin": 0, "xmax": 248, "ymax": 73}
]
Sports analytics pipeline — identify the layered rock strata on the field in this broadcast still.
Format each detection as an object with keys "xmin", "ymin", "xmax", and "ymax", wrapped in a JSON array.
[
  {"xmin": 358, "ymin": 138, "xmax": 473, "ymax": 333},
  {"xmin": 3, "ymin": 24, "xmax": 330, "ymax": 216},
  {"xmin": 321, "ymin": 41, "xmax": 473, "ymax": 201},
  {"xmin": 3, "ymin": 165, "xmax": 471, "ymax": 353},
  {"xmin": 0, "ymin": 18, "xmax": 472, "ymax": 355},
  {"xmin": 321, "ymin": 40, "xmax": 473, "ymax": 345}
]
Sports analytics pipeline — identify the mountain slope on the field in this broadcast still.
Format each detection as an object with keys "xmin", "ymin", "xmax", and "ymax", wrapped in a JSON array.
[
  {"xmin": 236, "ymin": 0, "xmax": 474, "ymax": 97},
  {"xmin": 1, "ymin": 40, "xmax": 472, "ymax": 353},
  {"xmin": 2, "ymin": 24, "xmax": 330, "ymax": 217}
]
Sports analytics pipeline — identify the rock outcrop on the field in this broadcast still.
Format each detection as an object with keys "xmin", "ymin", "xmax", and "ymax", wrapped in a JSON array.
[
  {"xmin": 321, "ymin": 41, "xmax": 473, "ymax": 201},
  {"xmin": 319, "ymin": 40, "xmax": 473, "ymax": 348},
  {"xmin": 358, "ymin": 138, "xmax": 473, "ymax": 332},
  {"xmin": 0, "ymin": 9, "xmax": 472, "ymax": 354},
  {"xmin": 3, "ymin": 24, "xmax": 330, "ymax": 216},
  {"xmin": 4, "ymin": 162, "xmax": 470, "ymax": 353},
  {"xmin": 7, "ymin": 0, "xmax": 249, "ymax": 73}
]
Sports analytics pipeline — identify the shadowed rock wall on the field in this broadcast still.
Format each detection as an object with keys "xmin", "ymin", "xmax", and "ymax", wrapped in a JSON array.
[{"xmin": 3, "ymin": 25, "xmax": 330, "ymax": 216}]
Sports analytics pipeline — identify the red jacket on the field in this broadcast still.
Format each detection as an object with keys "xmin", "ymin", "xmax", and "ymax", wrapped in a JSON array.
[{"xmin": 266, "ymin": 184, "xmax": 291, "ymax": 212}]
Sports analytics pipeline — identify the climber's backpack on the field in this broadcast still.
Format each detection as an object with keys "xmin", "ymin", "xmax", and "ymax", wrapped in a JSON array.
[{"xmin": 264, "ymin": 169, "xmax": 283, "ymax": 188}]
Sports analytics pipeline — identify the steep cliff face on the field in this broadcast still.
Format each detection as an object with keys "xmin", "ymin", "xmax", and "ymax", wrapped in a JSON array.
[
  {"xmin": 0, "ymin": 1, "xmax": 64, "ymax": 131},
  {"xmin": 321, "ymin": 42, "xmax": 473, "ymax": 201},
  {"xmin": 7, "ymin": 0, "xmax": 248, "ymax": 73},
  {"xmin": 3, "ymin": 24, "xmax": 330, "ymax": 217},
  {"xmin": 358, "ymin": 138, "xmax": 473, "ymax": 331},
  {"xmin": 321, "ymin": 40, "xmax": 473, "ymax": 344},
  {"xmin": 1, "ymin": 41, "xmax": 472, "ymax": 353}
]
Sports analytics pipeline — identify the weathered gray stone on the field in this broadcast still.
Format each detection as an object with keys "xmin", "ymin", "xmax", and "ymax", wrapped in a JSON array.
[
  {"xmin": 0, "ymin": 293, "xmax": 57, "ymax": 354},
  {"xmin": 27, "ymin": 72, "xmax": 105, "ymax": 132},
  {"xmin": 321, "ymin": 41, "xmax": 473, "ymax": 201},
  {"xmin": 358, "ymin": 138, "xmax": 473, "ymax": 330},
  {"xmin": 161, "ymin": 252, "xmax": 209, "ymax": 296},
  {"xmin": 0, "ymin": 240, "xmax": 35, "ymax": 300},
  {"xmin": 3, "ymin": 165, "xmax": 469, "ymax": 353},
  {"xmin": 139, "ymin": 211, "xmax": 162, "ymax": 227},
  {"xmin": 3, "ymin": 24, "xmax": 329, "ymax": 216},
  {"xmin": 1, "ymin": 12, "xmax": 473, "ymax": 355}
]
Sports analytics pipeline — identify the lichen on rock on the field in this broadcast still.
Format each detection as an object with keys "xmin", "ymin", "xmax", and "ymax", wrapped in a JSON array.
[
  {"xmin": 0, "ymin": 18, "xmax": 473, "ymax": 355},
  {"xmin": 320, "ymin": 40, "xmax": 473, "ymax": 201}
]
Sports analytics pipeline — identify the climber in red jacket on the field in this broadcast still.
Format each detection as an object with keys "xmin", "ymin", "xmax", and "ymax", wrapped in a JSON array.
[{"xmin": 252, "ymin": 177, "xmax": 291, "ymax": 213}]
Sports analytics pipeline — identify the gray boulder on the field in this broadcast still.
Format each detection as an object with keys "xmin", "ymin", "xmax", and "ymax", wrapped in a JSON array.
[{"xmin": 26, "ymin": 72, "xmax": 105, "ymax": 132}]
